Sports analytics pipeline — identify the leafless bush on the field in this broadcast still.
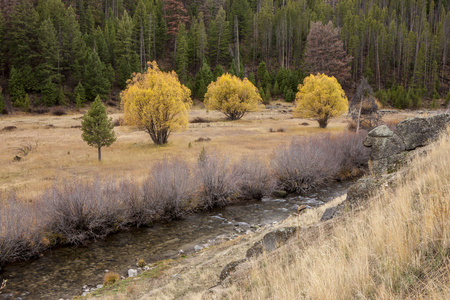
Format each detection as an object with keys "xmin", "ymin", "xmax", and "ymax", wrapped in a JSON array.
[
  {"xmin": 41, "ymin": 177, "xmax": 127, "ymax": 245},
  {"xmin": 333, "ymin": 131, "xmax": 370, "ymax": 175},
  {"xmin": 272, "ymin": 132, "xmax": 370, "ymax": 193},
  {"xmin": 190, "ymin": 116, "xmax": 211, "ymax": 123},
  {"xmin": 194, "ymin": 137, "xmax": 211, "ymax": 142},
  {"xmin": 197, "ymin": 148, "xmax": 237, "ymax": 209},
  {"xmin": 113, "ymin": 117, "xmax": 123, "ymax": 127},
  {"xmin": 32, "ymin": 107, "xmax": 49, "ymax": 114},
  {"xmin": 141, "ymin": 158, "xmax": 198, "ymax": 220},
  {"xmin": 272, "ymin": 135, "xmax": 343, "ymax": 193},
  {"xmin": 2, "ymin": 126, "xmax": 17, "ymax": 131},
  {"xmin": 0, "ymin": 194, "xmax": 46, "ymax": 265},
  {"xmin": 269, "ymin": 127, "xmax": 286, "ymax": 133},
  {"xmin": 118, "ymin": 179, "xmax": 151, "ymax": 227},
  {"xmin": 233, "ymin": 156, "xmax": 275, "ymax": 200},
  {"xmin": 15, "ymin": 141, "xmax": 38, "ymax": 156},
  {"xmin": 51, "ymin": 107, "xmax": 66, "ymax": 116}
]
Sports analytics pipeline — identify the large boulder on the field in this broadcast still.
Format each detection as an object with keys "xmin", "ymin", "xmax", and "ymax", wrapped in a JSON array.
[
  {"xmin": 364, "ymin": 112, "xmax": 450, "ymax": 174},
  {"xmin": 396, "ymin": 112, "xmax": 450, "ymax": 150},
  {"xmin": 364, "ymin": 126, "xmax": 406, "ymax": 161}
]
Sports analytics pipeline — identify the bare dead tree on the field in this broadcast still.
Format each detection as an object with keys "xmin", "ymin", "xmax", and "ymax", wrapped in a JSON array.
[{"xmin": 349, "ymin": 77, "xmax": 381, "ymax": 132}]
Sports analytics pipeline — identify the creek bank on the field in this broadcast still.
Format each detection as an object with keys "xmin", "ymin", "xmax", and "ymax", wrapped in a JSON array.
[{"xmin": 0, "ymin": 183, "xmax": 348, "ymax": 300}]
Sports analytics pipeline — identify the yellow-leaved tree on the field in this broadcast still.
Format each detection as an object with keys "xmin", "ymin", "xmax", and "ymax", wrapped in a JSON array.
[
  {"xmin": 294, "ymin": 73, "xmax": 348, "ymax": 128},
  {"xmin": 121, "ymin": 61, "xmax": 192, "ymax": 145},
  {"xmin": 204, "ymin": 73, "xmax": 262, "ymax": 120}
]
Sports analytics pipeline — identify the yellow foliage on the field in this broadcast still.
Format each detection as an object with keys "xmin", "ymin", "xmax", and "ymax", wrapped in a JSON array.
[
  {"xmin": 121, "ymin": 61, "xmax": 192, "ymax": 145},
  {"xmin": 204, "ymin": 73, "xmax": 262, "ymax": 120},
  {"xmin": 294, "ymin": 73, "xmax": 348, "ymax": 128}
]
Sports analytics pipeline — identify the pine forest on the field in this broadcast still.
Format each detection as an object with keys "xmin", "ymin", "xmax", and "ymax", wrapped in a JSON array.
[{"xmin": 0, "ymin": 0, "xmax": 449, "ymax": 110}]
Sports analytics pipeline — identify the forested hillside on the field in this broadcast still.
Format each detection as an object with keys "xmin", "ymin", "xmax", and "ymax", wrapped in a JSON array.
[{"xmin": 0, "ymin": 0, "xmax": 449, "ymax": 111}]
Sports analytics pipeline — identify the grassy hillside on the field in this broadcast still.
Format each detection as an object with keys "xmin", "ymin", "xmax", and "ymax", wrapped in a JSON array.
[{"xmin": 225, "ymin": 128, "xmax": 450, "ymax": 299}]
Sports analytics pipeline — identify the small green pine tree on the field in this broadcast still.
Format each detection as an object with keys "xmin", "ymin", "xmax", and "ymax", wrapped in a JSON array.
[
  {"xmin": 75, "ymin": 82, "xmax": 86, "ymax": 108},
  {"xmin": 0, "ymin": 90, "xmax": 5, "ymax": 114},
  {"xmin": 58, "ymin": 87, "xmax": 67, "ymax": 106},
  {"xmin": 81, "ymin": 96, "xmax": 116, "ymax": 161},
  {"xmin": 9, "ymin": 67, "xmax": 26, "ymax": 104},
  {"xmin": 445, "ymin": 92, "xmax": 450, "ymax": 107},
  {"xmin": 15, "ymin": 93, "xmax": 30, "ymax": 111}
]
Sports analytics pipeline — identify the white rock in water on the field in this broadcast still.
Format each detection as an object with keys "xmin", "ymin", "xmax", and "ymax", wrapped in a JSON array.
[
  {"xmin": 96, "ymin": 284, "xmax": 103, "ymax": 289},
  {"xmin": 128, "ymin": 269, "xmax": 138, "ymax": 277},
  {"xmin": 194, "ymin": 245, "xmax": 203, "ymax": 252}
]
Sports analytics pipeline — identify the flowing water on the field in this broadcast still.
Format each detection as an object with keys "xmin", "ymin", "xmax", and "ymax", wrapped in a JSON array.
[{"xmin": 0, "ymin": 183, "xmax": 349, "ymax": 299}]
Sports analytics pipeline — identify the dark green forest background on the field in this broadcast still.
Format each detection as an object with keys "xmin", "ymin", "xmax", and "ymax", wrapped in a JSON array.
[{"xmin": 0, "ymin": 0, "xmax": 449, "ymax": 112}]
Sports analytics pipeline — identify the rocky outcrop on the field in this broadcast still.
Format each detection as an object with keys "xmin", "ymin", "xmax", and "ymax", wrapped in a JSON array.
[
  {"xmin": 246, "ymin": 227, "xmax": 297, "ymax": 258},
  {"xmin": 320, "ymin": 112, "xmax": 449, "ymax": 221},
  {"xmin": 364, "ymin": 112, "xmax": 450, "ymax": 174}
]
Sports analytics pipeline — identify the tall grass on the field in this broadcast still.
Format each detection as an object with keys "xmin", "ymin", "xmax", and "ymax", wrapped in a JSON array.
[
  {"xmin": 230, "ymin": 131, "xmax": 450, "ymax": 299},
  {"xmin": 0, "ymin": 131, "xmax": 369, "ymax": 266}
]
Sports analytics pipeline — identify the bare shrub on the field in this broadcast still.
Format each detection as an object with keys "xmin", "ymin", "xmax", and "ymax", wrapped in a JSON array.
[
  {"xmin": 233, "ymin": 156, "xmax": 275, "ymax": 200},
  {"xmin": 0, "ymin": 194, "xmax": 46, "ymax": 265},
  {"xmin": 118, "ymin": 179, "xmax": 151, "ymax": 227},
  {"xmin": 273, "ymin": 132, "xmax": 370, "ymax": 193},
  {"xmin": 194, "ymin": 137, "xmax": 211, "ymax": 142},
  {"xmin": 41, "ymin": 177, "xmax": 127, "ymax": 245},
  {"xmin": 197, "ymin": 148, "xmax": 236, "ymax": 209},
  {"xmin": 113, "ymin": 117, "xmax": 123, "ymax": 127},
  {"xmin": 142, "ymin": 158, "xmax": 198, "ymax": 220},
  {"xmin": 272, "ymin": 135, "xmax": 343, "ymax": 193},
  {"xmin": 333, "ymin": 131, "xmax": 370, "ymax": 176},
  {"xmin": 269, "ymin": 127, "xmax": 286, "ymax": 133},
  {"xmin": 51, "ymin": 107, "xmax": 66, "ymax": 116},
  {"xmin": 190, "ymin": 116, "xmax": 211, "ymax": 123},
  {"xmin": 32, "ymin": 107, "xmax": 49, "ymax": 114},
  {"xmin": 15, "ymin": 142, "xmax": 38, "ymax": 157},
  {"xmin": 2, "ymin": 126, "xmax": 17, "ymax": 131}
]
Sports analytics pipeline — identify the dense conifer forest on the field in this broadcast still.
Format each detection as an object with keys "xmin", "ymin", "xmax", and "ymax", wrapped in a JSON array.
[{"xmin": 0, "ymin": 0, "xmax": 449, "ymax": 111}]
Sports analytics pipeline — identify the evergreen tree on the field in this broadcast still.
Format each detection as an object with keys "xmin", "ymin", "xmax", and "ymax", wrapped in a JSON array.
[
  {"xmin": 195, "ymin": 62, "xmax": 213, "ymax": 99},
  {"xmin": 176, "ymin": 23, "xmax": 189, "ymax": 83},
  {"xmin": 213, "ymin": 64, "xmax": 224, "ymax": 80},
  {"xmin": 41, "ymin": 80, "xmax": 59, "ymax": 107},
  {"xmin": 83, "ymin": 49, "xmax": 112, "ymax": 100},
  {"xmin": 81, "ymin": 96, "xmax": 116, "ymax": 162},
  {"xmin": 9, "ymin": 67, "xmax": 26, "ymax": 104},
  {"xmin": 0, "ymin": 90, "xmax": 5, "ymax": 114},
  {"xmin": 208, "ymin": 6, "xmax": 230, "ymax": 67},
  {"xmin": 116, "ymin": 11, "xmax": 137, "ymax": 88},
  {"xmin": 0, "ymin": 9, "xmax": 5, "ymax": 75},
  {"xmin": 61, "ymin": 6, "xmax": 86, "ymax": 83},
  {"xmin": 37, "ymin": 19, "xmax": 61, "ymax": 89},
  {"xmin": 257, "ymin": 61, "xmax": 270, "ymax": 88}
]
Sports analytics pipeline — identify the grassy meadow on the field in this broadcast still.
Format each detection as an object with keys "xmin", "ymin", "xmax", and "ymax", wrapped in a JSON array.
[{"xmin": 0, "ymin": 102, "xmax": 351, "ymax": 200}]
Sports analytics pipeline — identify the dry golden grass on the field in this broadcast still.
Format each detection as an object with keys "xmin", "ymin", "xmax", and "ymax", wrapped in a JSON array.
[
  {"xmin": 0, "ymin": 104, "xmax": 349, "ymax": 199},
  {"xmin": 103, "ymin": 272, "xmax": 120, "ymax": 286},
  {"xmin": 223, "ymin": 129, "xmax": 450, "ymax": 300}
]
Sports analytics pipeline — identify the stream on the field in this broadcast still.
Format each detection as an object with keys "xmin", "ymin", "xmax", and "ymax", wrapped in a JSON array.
[{"xmin": 0, "ymin": 182, "xmax": 349, "ymax": 299}]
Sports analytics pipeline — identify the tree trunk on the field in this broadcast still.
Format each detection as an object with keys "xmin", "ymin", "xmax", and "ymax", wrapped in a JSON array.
[
  {"xmin": 317, "ymin": 118, "xmax": 328, "ymax": 128},
  {"xmin": 98, "ymin": 147, "xmax": 101, "ymax": 161}
]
